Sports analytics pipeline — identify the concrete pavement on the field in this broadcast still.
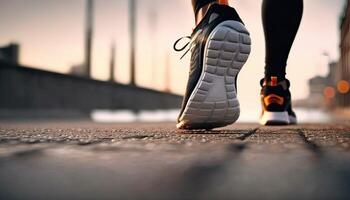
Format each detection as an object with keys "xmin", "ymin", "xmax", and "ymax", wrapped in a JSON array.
[{"xmin": 1, "ymin": 121, "xmax": 350, "ymax": 199}]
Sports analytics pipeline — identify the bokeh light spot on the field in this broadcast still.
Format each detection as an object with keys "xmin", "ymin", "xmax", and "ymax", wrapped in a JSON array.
[
  {"xmin": 337, "ymin": 80, "xmax": 350, "ymax": 94},
  {"xmin": 324, "ymin": 86, "xmax": 335, "ymax": 98}
]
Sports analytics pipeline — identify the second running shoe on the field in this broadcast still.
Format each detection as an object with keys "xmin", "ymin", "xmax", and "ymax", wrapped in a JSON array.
[
  {"xmin": 174, "ymin": 4, "xmax": 251, "ymax": 129},
  {"xmin": 259, "ymin": 76, "xmax": 297, "ymax": 125}
]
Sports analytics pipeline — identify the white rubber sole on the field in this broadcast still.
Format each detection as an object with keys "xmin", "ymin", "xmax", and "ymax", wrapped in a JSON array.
[
  {"xmin": 177, "ymin": 20, "xmax": 251, "ymax": 129},
  {"xmin": 289, "ymin": 115, "xmax": 297, "ymax": 125},
  {"xmin": 260, "ymin": 111, "xmax": 290, "ymax": 125}
]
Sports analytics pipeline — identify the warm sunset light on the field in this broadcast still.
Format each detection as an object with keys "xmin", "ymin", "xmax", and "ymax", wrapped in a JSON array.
[
  {"xmin": 2, "ymin": 1, "xmax": 350, "ymax": 199},
  {"xmin": 0, "ymin": 0, "xmax": 344, "ymax": 109}
]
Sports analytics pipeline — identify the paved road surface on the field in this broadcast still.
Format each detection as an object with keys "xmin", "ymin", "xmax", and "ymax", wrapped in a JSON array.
[{"xmin": 1, "ymin": 121, "xmax": 350, "ymax": 199}]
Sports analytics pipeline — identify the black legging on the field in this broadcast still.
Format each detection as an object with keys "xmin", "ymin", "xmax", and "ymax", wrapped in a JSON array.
[
  {"xmin": 191, "ymin": 0, "xmax": 303, "ymax": 80},
  {"xmin": 262, "ymin": 0, "xmax": 303, "ymax": 79}
]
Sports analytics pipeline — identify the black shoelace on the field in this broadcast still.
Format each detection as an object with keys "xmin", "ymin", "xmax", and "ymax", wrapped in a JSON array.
[
  {"xmin": 173, "ymin": 29, "xmax": 203, "ymax": 59},
  {"xmin": 173, "ymin": 36, "xmax": 192, "ymax": 59}
]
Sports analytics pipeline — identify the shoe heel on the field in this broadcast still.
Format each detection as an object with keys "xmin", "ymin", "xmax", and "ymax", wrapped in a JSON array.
[{"xmin": 178, "ymin": 21, "xmax": 251, "ymax": 129}]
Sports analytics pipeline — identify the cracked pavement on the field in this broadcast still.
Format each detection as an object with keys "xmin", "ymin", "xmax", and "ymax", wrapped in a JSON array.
[{"xmin": 1, "ymin": 121, "xmax": 350, "ymax": 199}]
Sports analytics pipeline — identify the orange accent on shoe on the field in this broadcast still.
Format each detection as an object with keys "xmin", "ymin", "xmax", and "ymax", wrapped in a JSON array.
[
  {"xmin": 218, "ymin": 0, "xmax": 229, "ymax": 5},
  {"xmin": 270, "ymin": 76, "xmax": 278, "ymax": 86},
  {"xmin": 263, "ymin": 94, "xmax": 284, "ymax": 106}
]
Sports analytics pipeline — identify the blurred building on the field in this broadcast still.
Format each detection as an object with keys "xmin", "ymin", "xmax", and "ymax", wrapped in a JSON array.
[
  {"xmin": 300, "ymin": 0, "xmax": 350, "ymax": 109},
  {"xmin": 339, "ymin": 0, "xmax": 350, "ymax": 107},
  {"xmin": 305, "ymin": 62, "xmax": 339, "ymax": 108},
  {"xmin": 0, "ymin": 43, "xmax": 20, "ymax": 65},
  {"xmin": 309, "ymin": 76, "xmax": 327, "ymax": 100}
]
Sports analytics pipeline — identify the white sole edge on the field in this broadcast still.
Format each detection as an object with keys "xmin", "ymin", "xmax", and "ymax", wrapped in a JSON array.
[
  {"xmin": 178, "ymin": 20, "xmax": 251, "ymax": 129},
  {"xmin": 260, "ymin": 111, "xmax": 290, "ymax": 125},
  {"xmin": 289, "ymin": 115, "xmax": 297, "ymax": 125}
]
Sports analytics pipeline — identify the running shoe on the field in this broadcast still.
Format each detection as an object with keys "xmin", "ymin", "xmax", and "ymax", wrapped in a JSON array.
[
  {"xmin": 174, "ymin": 4, "xmax": 251, "ymax": 129},
  {"xmin": 260, "ymin": 76, "xmax": 297, "ymax": 125}
]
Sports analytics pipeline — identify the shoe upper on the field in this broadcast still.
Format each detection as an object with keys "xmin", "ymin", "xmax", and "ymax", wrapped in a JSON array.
[
  {"xmin": 260, "ymin": 76, "xmax": 296, "ymax": 118},
  {"xmin": 174, "ymin": 4, "xmax": 243, "ymax": 123}
]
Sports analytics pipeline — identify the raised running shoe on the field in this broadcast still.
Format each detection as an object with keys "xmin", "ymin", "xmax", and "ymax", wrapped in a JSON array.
[
  {"xmin": 174, "ymin": 4, "xmax": 251, "ymax": 129},
  {"xmin": 260, "ymin": 76, "xmax": 297, "ymax": 125}
]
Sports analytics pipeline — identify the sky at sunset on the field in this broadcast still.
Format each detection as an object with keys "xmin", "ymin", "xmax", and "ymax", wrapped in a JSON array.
[{"xmin": 0, "ymin": 0, "xmax": 346, "ymax": 112}]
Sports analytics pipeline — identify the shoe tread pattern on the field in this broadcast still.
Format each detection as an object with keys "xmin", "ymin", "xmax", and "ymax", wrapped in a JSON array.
[{"xmin": 178, "ymin": 21, "xmax": 251, "ymax": 129}]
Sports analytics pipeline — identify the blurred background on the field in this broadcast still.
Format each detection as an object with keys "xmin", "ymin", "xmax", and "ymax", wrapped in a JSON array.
[{"xmin": 0, "ymin": 0, "xmax": 349, "ymax": 123}]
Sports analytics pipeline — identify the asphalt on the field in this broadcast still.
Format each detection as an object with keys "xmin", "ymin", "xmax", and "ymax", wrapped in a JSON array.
[{"xmin": 1, "ymin": 121, "xmax": 350, "ymax": 200}]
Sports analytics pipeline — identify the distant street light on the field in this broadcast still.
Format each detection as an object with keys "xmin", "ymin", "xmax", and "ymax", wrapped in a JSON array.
[
  {"xmin": 129, "ymin": 0, "xmax": 136, "ymax": 86},
  {"xmin": 164, "ymin": 52, "xmax": 171, "ymax": 93},
  {"xmin": 110, "ymin": 41, "xmax": 116, "ymax": 82},
  {"xmin": 322, "ymin": 51, "xmax": 331, "ymax": 64},
  {"xmin": 85, "ymin": 0, "xmax": 94, "ymax": 78},
  {"xmin": 148, "ymin": 9, "xmax": 157, "ymax": 87}
]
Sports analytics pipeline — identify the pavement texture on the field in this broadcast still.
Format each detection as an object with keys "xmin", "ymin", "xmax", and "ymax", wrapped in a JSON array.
[{"xmin": 1, "ymin": 121, "xmax": 350, "ymax": 200}]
